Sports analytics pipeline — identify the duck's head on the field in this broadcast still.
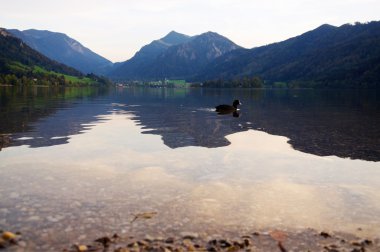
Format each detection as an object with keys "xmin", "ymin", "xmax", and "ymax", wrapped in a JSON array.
[{"xmin": 233, "ymin": 99, "xmax": 242, "ymax": 108}]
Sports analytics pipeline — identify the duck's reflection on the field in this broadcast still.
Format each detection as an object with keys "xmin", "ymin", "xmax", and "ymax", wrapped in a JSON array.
[
  {"xmin": 216, "ymin": 110, "xmax": 241, "ymax": 118},
  {"xmin": 233, "ymin": 111, "xmax": 240, "ymax": 118}
]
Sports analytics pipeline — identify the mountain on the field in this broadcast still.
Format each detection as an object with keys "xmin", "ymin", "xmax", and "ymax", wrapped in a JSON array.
[
  {"xmin": 8, "ymin": 29, "xmax": 113, "ymax": 75},
  {"xmin": 110, "ymin": 31, "xmax": 191, "ymax": 79},
  {"xmin": 0, "ymin": 29, "xmax": 81, "ymax": 76},
  {"xmin": 0, "ymin": 28, "xmax": 110, "ymax": 86},
  {"xmin": 197, "ymin": 22, "xmax": 380, "ymax": 88},
  {"xmin": 147, "ymin": 32, "xmax": 241, "ymax": 79},
  {"xmin": 110, "ymin": 31, "xmax": 241, "ymax": 80}
]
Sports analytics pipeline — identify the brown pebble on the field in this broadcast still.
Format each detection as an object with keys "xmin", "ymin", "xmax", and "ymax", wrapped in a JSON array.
[
  {"xmin": 351, "ymin": 249, "xmax": 364, "ymax": 252},
  {"xmin": 233, "ymin": 241, "xmax": 244, "ymax": 249},
  {"xmin": 362, "ymin": 239, "xmax": 372, "ymax": 245},
  {"xmin": 320, "ymin": 232, "xmax": 331, "ymax": 238},
  {"xmin": 207, "ymin": 246, "xmax": 217, "ymax": 252},
  {"xmin": 0, "ymin": 238, "xmax": 6, "ymax": 249},
  {"xmin": 127, "ymin": 242, "xmax": 138, "ymax": 248},
  {"xmin": 278, "ymin": 241, "xmax": 287, "ymax": 252},
  {"xmin": 183, "ymin": 239, "xmax": 196, "ymax": 251},
  {"xmin": 165, "ymin": 245, "xmax": 174, "ymax": 251},
  {"xmin": 324, "ymin": 246, "xmax": 340, "ymax": 252},
  {"xmin": 253, "ymin": 232, "xmax": 260, "ymax": 236},
  {"xmin": 86, "ymin": 245, "xmax": 100, "ymax": 252},
  {"xmin": 165, "ymin": 237, "xmax": 174, "ymax": 244},
  {"xmin": 351, "ymin": 241, "xmax": 362, "ymax": 246},
  {"xmin": 94, "ymin": 236, "xmax": 112, "ymax": 247},
  {"xmin": 182, "ymin": 235, "xmax": 196, "ymax": 240},
  {"xmin": 208, "ymin": 239, "xmax": 217, "ymax": 246},
  {"xmin": 137, "ymin": 240, "xmax": 148, "ymax": 247},
  {"xmin": 243, "ymin": 239, "xmax": 251, "ymax": 247}
]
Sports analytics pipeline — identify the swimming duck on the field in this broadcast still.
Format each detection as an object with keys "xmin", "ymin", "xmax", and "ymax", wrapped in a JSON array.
[{"xmin": 215, "ymin": 99, "xmax": 241, "ymax": 115}]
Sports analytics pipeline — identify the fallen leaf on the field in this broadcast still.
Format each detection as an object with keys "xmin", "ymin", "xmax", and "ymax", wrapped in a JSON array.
[
  {"xmin": 269, "ymin": 230, "xmax": 287, "ymax": 242},
  {"xmin": 131, "ymin": 212, "xmax": 157, "ymax": 223}
]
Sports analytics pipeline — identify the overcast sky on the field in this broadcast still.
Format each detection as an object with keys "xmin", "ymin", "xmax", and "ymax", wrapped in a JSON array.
[{"xmin": 1, "ymin": 0, "xmax": 379, "ymax": 62}]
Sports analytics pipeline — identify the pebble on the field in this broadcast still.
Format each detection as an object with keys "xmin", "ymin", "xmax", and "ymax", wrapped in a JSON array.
[
  {"xmin": 94, "ymin": 236, "xmax": 112, "ymax": 247},
  {"xmin": 320, "ymin": 231, "xmax": 331, "ymax": 238},
  {"xmin": 165, "ymin": 237, "xmax": 174, "ymax": 244},
  {"xmin": 76, "ymin": 244, "xmax": 88, "ymax": 251},
  {"xmin": 2, "ymin": 231, "xmax": 16, "ymax": 240},
  {"xmin": 0, "ymin": 238, "xmax": 5, "ymax": 248},
  {"xmin": 0, "ymin": 230, "xmax": 21, "ymax": 250},
  {"xmin": 182, "ymin": 239, "xmax": 196, "ymax": 251},
  {"xmin": 180, "ymin": 232, "xmax": 199, "ymax": 239}
]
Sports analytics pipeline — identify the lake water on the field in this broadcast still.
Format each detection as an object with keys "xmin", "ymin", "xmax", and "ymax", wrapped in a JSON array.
[{"xmin": 0, "ymin": 86, "xmax": 379, "ymax": 250}]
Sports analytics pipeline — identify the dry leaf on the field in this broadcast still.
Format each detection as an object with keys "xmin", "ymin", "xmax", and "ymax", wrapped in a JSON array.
[
  {"xmin": 269, "ymin": 230, "xmax": 287, "ymax": 242},
  {"xmin": 131, "ymin": 212, "xmax": 157, "ymax": 223}
]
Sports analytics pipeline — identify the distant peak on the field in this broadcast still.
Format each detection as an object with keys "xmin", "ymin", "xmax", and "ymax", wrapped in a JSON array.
[
  {"xmin": 161, "ymin": 30, "xmax": 191, "ymax": 45},
  {"xmin": 203, "ymin": 31, "xmax": 218, "ymax": 35},
  {"xmin": 315, "ymin": 24, "xmax": 336, "ymax": 30},
  {"xmin": 198, "ymin": 31, "xmax": 224, "ymax": 38},
  {"xmin": 162, "ymin": 30, "xmax": 189, "ymax": 39},
  {"xmin": 167, "ymin": 30, "xmax": 182, "ymax": 36}
]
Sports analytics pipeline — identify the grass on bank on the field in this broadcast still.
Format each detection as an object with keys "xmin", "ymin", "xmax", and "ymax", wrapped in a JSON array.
[{"xmin": 1, "ymin": 62, "xmax": 108, "ymax": 86}]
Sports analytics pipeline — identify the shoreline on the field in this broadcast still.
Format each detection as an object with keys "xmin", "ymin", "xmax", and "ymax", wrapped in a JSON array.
[
  {"xmin": 63, "ymin": 228, "xmax": 380, "ymax": 252},
  {"xmin": 2, "ymin": 228, "xmax": 379, "ymax": 251}
]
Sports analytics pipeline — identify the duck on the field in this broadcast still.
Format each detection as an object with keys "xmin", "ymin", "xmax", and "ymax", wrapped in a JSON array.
[{"xmin": 215, "ymin": 99, "xmax": 241, "ymax": 115}]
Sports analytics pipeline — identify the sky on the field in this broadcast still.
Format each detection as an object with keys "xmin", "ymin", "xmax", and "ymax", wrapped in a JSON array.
[{"xmin": 1, "ymin": 0, "xmax": 379, "ymax": 62}]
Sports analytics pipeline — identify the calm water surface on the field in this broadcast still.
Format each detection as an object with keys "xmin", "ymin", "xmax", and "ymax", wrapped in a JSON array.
[{"xmin": 0, "ymin": 86, "xmax": 379, "ymax": 250}]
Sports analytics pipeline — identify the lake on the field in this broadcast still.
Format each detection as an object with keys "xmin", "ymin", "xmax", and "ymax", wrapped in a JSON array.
[{"xmin": 0, "ymin": 86, "xmax": 379, "ymax": 250}]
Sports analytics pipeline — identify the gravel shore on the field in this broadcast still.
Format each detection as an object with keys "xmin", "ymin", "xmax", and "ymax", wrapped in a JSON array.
[{"xmin": 2, "ymin": 228, "xmax": 379, "ymax": 251}]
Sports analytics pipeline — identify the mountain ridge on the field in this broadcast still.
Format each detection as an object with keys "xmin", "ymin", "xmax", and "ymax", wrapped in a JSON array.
[
  {"xmin": 110, "ymin": 31, "xmax": 192, "ymax": 79},
  {"xmin": 110, "ymin": 31, "xmax": 241, "ymax": 80},
  {"xmin": 5, "ymin": 22, "xmax": 380, "ymax": 88},
  {"xmin": 195, "ymin": 21, "xmax": 380, "ymax": 88},
  {"xmin": 0, "ymin": 28, "xmax": 110, "ymax": 86},
  {"xmin": 8, "ymin": 29, "xmax": 113, "ymax": 75}
]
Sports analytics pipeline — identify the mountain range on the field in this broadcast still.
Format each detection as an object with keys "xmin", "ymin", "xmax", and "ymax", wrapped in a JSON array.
[
  {"xmin": 4, "ymin": 21, "xmax": 380, "ymax": 88},
  {"xmin": 110, "ymin": 31, "xmax": 192, "ymax": 79},
  {"xmin": 196, "ymin": 22, "xmax": 380, "ymax": 88},
  {"xmin": 8, "ymin": 29, "xmax": 113, "ymax": 75},
  {"xmin": 110, "ymin": 31, "xmax": 241, "ymax": 80}
]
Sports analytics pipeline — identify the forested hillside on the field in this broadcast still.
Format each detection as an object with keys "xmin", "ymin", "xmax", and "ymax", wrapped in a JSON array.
[
  {"xmin": 196, "ymin": 22, "xmax": 380, "ymax": 88},
  {"xmin": 0, "ymin": 29, "xmax": 111, "ymax": 86}
]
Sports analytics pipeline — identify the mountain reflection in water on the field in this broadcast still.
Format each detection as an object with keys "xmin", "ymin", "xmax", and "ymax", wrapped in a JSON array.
[
  {"xmin": 0, "ymin": 86, "xmax": 379, "ymax": 161},
  {"xmin": 0, "ymin": 86, "xmax": 111, "ymax": 150},
  {"xmin": 115, "ymin": 88, "xmax": 380, "ymax": 161}
]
